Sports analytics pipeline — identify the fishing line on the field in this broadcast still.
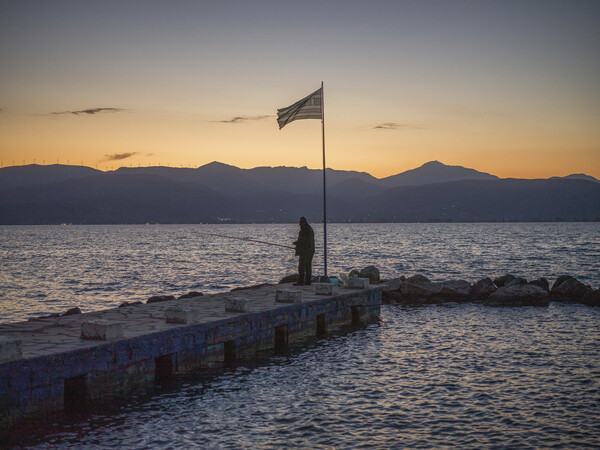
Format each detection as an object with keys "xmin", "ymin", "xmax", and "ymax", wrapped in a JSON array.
[{"xmin": 196, "ymin": 231, "xmax": 295, "ymax": 249}]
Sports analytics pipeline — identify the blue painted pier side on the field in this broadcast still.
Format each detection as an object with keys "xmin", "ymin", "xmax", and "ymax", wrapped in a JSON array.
[{"xmin": 0, "ymin": 283, "xmax": 381, "ymax": 432}]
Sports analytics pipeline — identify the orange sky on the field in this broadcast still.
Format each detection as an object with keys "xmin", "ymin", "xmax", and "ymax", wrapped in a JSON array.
[{"xmin": 1, "ymin": 1, "xmax": 599, "ymax": 179}]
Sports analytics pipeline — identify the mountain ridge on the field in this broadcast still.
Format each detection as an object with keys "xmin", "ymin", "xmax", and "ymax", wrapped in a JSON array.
[{"xmin": 1, "ymin": 161, "xmax": 598, "ymax": 224}]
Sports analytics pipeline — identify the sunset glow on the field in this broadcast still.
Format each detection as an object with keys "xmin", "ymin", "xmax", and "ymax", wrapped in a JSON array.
[{"xmin": 1, "ymin": 1, "xmax": 599, "ymax": 178}]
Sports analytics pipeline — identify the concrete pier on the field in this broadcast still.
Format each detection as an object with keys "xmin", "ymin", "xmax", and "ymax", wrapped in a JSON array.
[{"xmin": 0, "ymin": 283, "xmax": 381, "ymax": 432}]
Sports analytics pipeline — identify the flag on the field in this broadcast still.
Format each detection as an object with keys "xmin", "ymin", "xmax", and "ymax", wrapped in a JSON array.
[{"xmin": 277, "ymin": 87, "xmax": 322, "ymax": 129}]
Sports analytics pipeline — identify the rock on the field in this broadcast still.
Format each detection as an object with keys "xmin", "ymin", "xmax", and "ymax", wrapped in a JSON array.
[
  {"xmin": 383, "ymin": 291, "xmax": 405, "ymax": 305},
  {"xmin": 231, "ymin": 283, "xmax": 273, "ymax": 292},
  {"xmin": 380, "ymin": 277, "xmax": 403, "ymax": 292},
  {"xmin": 359, "ymin": 266, "xmax": 380, "ymax": 284},
  {"xmin": 528, "ymin": 278, "xmax": 550, "ymax": 293},
  {"xmin": 581, "ymin": 289, "xmax": 600, "ymax": 306},
  {"xmin": 485, "ymin": 284, "xmax": 549, "ymax": 307},
  {"xmin": 400, "ymin": 281, "xmax": 443, "ymax": 304},
  {"xmin": 279, "ymin": 274, "xmax": 298, "ymax": 284},
  {"xmin": 493, "ymin": 274, "xmax": 515, "ymax": 288},
  {"xmin": 440, "ymin": 280, "xmax": 471, "ymax": 302},
  {"xmin": 505, "ymin": 277, "xmax": 527, "ymax": 287},
  {"xmin": 29, "ymin": 313, "xmax": 60, "ymax": 321},
  {"xmin": 146, "ymin": 295, "xmax": 176, "ymax": 304},
  {"xmin": 550, "ymin": 277, "xmax": 591, "ymax": 303},
  {"xmin": 178, "ymin": 291, "xmax": 203, "ymax": 299},
  {"xmin": 406, "ymin": 274, "xmax": 430, "ymax": 284},
  {"xmin": 380, "ymin": 278, "xmax": 404, "ymax": 304},
  {"xmin": 551, "ymin": 275, "xmax": 574, "ymax": 290},
  {"xmin": 61, "ymin": 307, "xmax": 82, "ymax": 316},
  {"xmin": 119, "ymin": 301, "xmax": 143, "ymax": 308},
  {"xmin": 470, "ymin": 278, "xmax": 497, "ymax": 302},
  {"xmin": 349, "ymin": 269, "xmax": 361, "ymax": 278}
]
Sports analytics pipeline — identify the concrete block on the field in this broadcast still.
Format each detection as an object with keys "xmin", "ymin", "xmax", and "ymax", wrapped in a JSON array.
[
  {"xmin": 275, "ymin": 289, "xmax": 302, "ymax": 303},
  {"xmin": 0, "ymin": 335, "xmax": 22, "ymax": 362},
  {"xmin": 224, "ymin": 298, "xmax": 250, "ymax": 312},
  {"xmin": 314, "ymin": 283, "xmax": 340, "ymax": 296},
  {"xmin": 347, "ymin": 277, "xmax": 370, "ymax": 289},
  {"xmin": 81, "ymin": 320, "xmax": 123, "ymax": 340},
  {"xmin": 165, "ymin": 307, "xmax": 202, "ymax": 324}
]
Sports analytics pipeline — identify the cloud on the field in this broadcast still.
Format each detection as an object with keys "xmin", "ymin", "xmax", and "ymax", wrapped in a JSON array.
[
  {"xmin": 102, "ymin": 152, "xmax": 139, "ymax": 161},
  {"xmin": 216, "ymin": 115, "xmax": 272, "ymax": 124},
  {"xmin": 373, "ymin": 122, "xmax": 425, "ymax": 130},
  {"xmin": 51, "ymin": 107, "xmax": 125, "ymax": 116}
]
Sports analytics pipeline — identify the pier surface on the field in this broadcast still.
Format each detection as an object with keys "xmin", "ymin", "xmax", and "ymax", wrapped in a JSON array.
[{"xmin": 0, "ymin": 283, "xmax": 381, "ymax": 432}]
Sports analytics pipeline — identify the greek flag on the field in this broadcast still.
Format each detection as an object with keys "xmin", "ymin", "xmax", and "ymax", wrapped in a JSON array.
[{"xmin": 277, "ymin": 87, "xmax": 322, "ymax": 129}]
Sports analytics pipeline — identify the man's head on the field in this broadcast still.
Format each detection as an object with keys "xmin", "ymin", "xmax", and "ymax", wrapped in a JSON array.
[{"xmin": 299, "ymin": 216, "xmax": 308, "ymax": 226}]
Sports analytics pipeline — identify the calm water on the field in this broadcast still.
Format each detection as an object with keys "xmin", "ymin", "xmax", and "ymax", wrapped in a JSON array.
[
  {"xmin": 2, "ymin": 223, "xmax": 600, "ymax": 448},
  {"xmin": 1, "ymin": 223, "xmax": 599, "ymax": 323}
]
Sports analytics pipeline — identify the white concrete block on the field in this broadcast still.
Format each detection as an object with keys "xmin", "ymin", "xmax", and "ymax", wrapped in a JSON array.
[
  {"xmin": 0, "ymin": 335, "xmax": 22, "ymax": 362},
  {"xmin": 225, "ymin": 298, "xmax": 250, "ymax": 312},
  {"xmin": 275, "ymin": 289, "xmax": 302, "ymax": 303},
  {"xmin": 314, "ymin": 283, "xmax": 340, "ymax": 296},
  {"xmin": 347, "ymin": 277, "xmax": 370, "ymax": 289},
  {"xmin": 165, "ymin": 307, "xmax": 202, "ymax": 324},
  {"xmin": 81, "ymin": 320, "xmax": 123, "ymax": 340}
]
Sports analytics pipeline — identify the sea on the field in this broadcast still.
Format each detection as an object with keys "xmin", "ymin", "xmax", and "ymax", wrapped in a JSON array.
[{"xmin": 1, "ymin": 223, "xmax": 599, "ymax": 448}]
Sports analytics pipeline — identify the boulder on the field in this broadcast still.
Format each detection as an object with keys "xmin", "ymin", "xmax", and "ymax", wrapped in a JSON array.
[
  {"xmin": 406, "ymin": 274, "xmax": 430, "ymax": 284},
  {"xmin": 119, "ymin": 301, "xmax": 143, "ymax": 308},
  {"xmin": 551, "ymin": 275, "xmax": 574, "ymax": 291},
  {"xmin": 550, "ymin": 277, "xmax": 591, "ymax": 303},
  {"xmin": 528, "ymin": 278, "xmax": 550, "ymax": 293},
  {"xmin": 505, "ymin": 277, "xmax": 527, "ymax": 287},
  {"xmin": 231, "ymin": 283, "xmax": 272, "ymax": 292},
  {"xmin": 440, "ymin": 280, "xmax": 471, "ymax": 302},
  {"xmin": 383, "ymin": 291, "xmax": 405, "ymax": 305},
  {"xmin": 470, "ymin": 278, "xmax": 497, "ymax": 302},
  {"xmin": 380, "ymin": 277, "xmax": 403, "ymax": 292},
  {"xmin": 61, "ymin": 307, "xmax": 82, "ymax": 316},
  {"xmin": 493, "ymin": 274, "xmax": 515, "ymax": 288},
  {"xmin": 400, "ymin": 281, "xmax": 443, "ymax": 304},
  {"xmin": 146, "ymin": 295, "xmax": 176, "ymax": 304},
  {"xmin": 485, "ymin": 284, "xmax": 549, "ymax": 307},
  {"xmin": 380, "ymin": 278, "xmax": 404, "ymax": 304},
  {"xmin": 349, "ymin": 269, "xmax": 361, "ymax": 278},
  {"xmin": 359, "ymin": 266, "xmax": 380, "ymax": 284},
  {"xmin": 279, "ymin": 274, "xmax": 298, "ymax": 284},
  {"xmin": 178, "ymin": 291, "xmax": 203, "ymax": 299},
  {"xmin": 581, "ymin": 289, "xmax": 600, "ymax": 306}
]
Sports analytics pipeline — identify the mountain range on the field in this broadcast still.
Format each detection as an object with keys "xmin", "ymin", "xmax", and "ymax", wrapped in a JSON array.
[{"xmin": 0, "ymin": 161, "xmax": 598, "ymax": 224}]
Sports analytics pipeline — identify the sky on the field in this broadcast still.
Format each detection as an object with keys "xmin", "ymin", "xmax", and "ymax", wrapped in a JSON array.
[{"xmin": 0, "ymin": 0, "xmax": 599, "ymax": 179}]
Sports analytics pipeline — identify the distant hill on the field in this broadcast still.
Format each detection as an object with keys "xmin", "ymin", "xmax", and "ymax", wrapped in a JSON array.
[
  {"xmin": 114, "ymin": 162, "xmax": 378, "ymax": 196},
  {"xmin": 1, "ymin": 161, "xmax": 599, "ymax": 223},
  {"xmin": 379, "ymin": 160, "xmax": 498, "ymax": 187},
  {"xmin": 0, "ymin": 164, "xmax": 100, "ymax": 189},
  {"xmin": 0, "ymin": 173, "xmax": 236, "ymax": 224},
  {"xmin": 550, "ymin": 173, "xmax": 599, "ymax": 183},
  {"xmin": 359, "ymin": 178, "xmax": 600, "ymax": 222}
]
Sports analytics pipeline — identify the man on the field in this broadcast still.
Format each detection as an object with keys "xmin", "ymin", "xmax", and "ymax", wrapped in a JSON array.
[{"xmin": 293, "ymin": 216, "xmax": 315, "ymax": 286}]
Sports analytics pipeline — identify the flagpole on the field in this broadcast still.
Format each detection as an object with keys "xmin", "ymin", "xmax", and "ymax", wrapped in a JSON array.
[{"xmin": 321, "ymin": 81, "xmax": 328, "ymax": 279}]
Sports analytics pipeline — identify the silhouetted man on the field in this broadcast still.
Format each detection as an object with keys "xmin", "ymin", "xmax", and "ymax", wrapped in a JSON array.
[{"xmin": 293, "ymin": 216, "xmax": 315, "ymax": 285}]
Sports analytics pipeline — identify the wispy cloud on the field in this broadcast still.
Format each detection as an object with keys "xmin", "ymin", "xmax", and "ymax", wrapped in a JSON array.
[
  {"xmin": 102, "ymin": 152, "xmax": 139, "ymax": 161},
  {"xmin": 216, "ymin": 115, "xmax": 272, "ymax": 124},
  {"xmin": 374, "ymin": 122, "xmax": 424, "ymax": 130},
  {"xmin": 51, "ymin": 107, "xmax": 125, "ymax": 116}
]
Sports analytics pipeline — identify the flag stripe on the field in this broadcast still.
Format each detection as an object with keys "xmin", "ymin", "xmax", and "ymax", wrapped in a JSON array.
[{"xmin": 277, "ymin": 87, "xmax": 322, "ymax": 129}]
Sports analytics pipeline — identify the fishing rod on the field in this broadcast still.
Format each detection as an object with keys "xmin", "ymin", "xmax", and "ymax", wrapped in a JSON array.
[{"xmin": 197, "ymin": 231, "xmax": 295, "ymax": 249}]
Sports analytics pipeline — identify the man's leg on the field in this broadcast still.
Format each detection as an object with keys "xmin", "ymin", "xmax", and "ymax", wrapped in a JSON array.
[
  {"xmin": 297, "ymin": 256, "xmax": 306, "ymax": 285},
  {"xmin": 305, "ymin": 255, "xmax": 313, "ymax": 285}
]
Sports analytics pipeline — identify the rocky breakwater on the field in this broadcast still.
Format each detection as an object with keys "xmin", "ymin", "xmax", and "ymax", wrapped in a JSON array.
[{"xmin": 380, "ymin": 272, "xmax": 599, "ymax": 307}]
